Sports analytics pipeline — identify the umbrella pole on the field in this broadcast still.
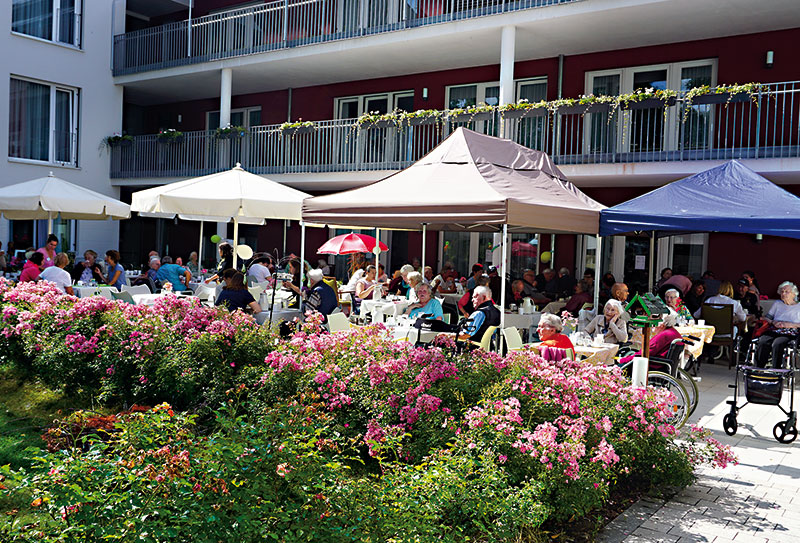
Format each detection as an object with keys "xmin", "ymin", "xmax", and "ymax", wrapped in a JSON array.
[
  {"xmin": 47, "ymin": 212, "xmax": 53, "ymax": 237},
  {"xmin": 649, "ymin": 233, "xmax": 655, "ymax": 293},
  {"xmin": 300, "ymin": 221, "xmax": 306, "ymax": 316},
  {"xmin": 232, "ymin": 217, "xmax": 239, "ymax": 270},
  {"xmin": 594, "ymin": 235, "xmax": 602, "ymax": 312},
  {"xmin": 198, "ymin": 221, "xmax": 204, "ymax": 275},
  {"xmin": 421, "ymin": 223, "xmax": 427, "ymax": 273},
  {"xmin": 499, "ymin": 224, "xmax": 508, "ymax": 353}
]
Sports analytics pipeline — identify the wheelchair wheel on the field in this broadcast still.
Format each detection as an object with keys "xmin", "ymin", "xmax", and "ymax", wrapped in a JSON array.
[
  {"xmin": 773, "ymin": 421, "xmax": 798, "ymax": 444},
  {"xmin": 647, "ymin": 371, "xmax": 690, "ymax": 429},
  {"xmin": 677, "ymin": 368, "xmax": 699, "ymax": 417},
  {"xmin": 723, "ymin": 413, "xmax": 738, "ymax": 436}
]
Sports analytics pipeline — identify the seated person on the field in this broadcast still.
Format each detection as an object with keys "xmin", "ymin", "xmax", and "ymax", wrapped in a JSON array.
[
  {"xmin": 536, "ymin": 313, "xmax": 575, "ymax": 351},
  {"xmin": 563, "ymin": 279, "xmax": 592, "ymax": 317},
  {"xmin": 664, "ymin": 288, "xmax": 692, "ymax": 321},
  {"xmin": 20, "ymin": 252, "xmax": 44, "ymax": 282},
  {"xmin": 458, "ymin": 275, "xmax": 490, "ymax": 317},
  {"xmin": 756, "ymin": 281, "xmax": 800, "ymax": 368},
  {"xmin": 584, "ymin": 299, "xmax": 628, "ymax": 344},
  {"xmin": 247, "ymin": 255, "xmax": 272, "ymax": 284},
  {"xmin": 215, "ymin": 269, "xmax": 262, "ymax": 313},
  {"xmin": 683, "ymin": 280, "xmax": 706, "ymax": 316},
  {"xmin": 557, "ymin": 267, "xmax": 577, "ymax": 299},
  {"xmin": 146, "ymin": 256, "xmax": 161, "ymax": 284},
  {"xmin": 658, "ymin": 273, "xmax": 692, "ymax": 298},
  {"xmin": 104, "ymin": 250, "xmax": 126, "ymax": 291},
  {"xmin": 735, "ymin": 278, "xmax": 761, "ymax": 318},
  {"xmin": 458, "ymin": 286, "xmax": 500, "ymax": 342},
  {"xmin": 406, "ymin": 271, "xmax": 424, "ymax": 302},
  {"xmin": 535, "ymin": 268, "xmax": 559, "ymax": 299},
  {"xmin": 71, "ymin": 250, "xmax": 105, "ymax": 284},
  {"xmin": 388, "ymin": 264, "xmax": 414, "ymax": 297},
  {"xmin": 435, "ymin": 268, "xmax": 458, "ymax": 294},
  {"xmin": 598, "ymin": 272, "xmax": 616, "ymax": 306},
  {"xmin": 620, "ymin": 312, "xmax": 682, "ymax": 364},
  {"xmin": 305, "ymin": 269, "xmax": 338, "ymax": 322},
  {"xmin": 465, "ymin": 263, "xmax": 484, "ymax": 291},
  {"xmin": 354, "ymin": 264, "xmax": 381, "ymax": 313},
  {"xmin": 693, "ymin": 281, "xmax": 746, "ymax": 332},
  {"xmin": 521, "ymin": 269, "xmax": 540, "ymax": 298},
  {"xmin": 281, "ymin": 260, "xmax": 304, "ymax": 308},
  {"xmin": 507, "ymin": 279, "xmax": 526, "ymax": 308},
  {"xmin": 39, "ymin": 253, "xmax": 74, "ymax": 295},
  {"xmin": 156, "ymin": 256, "xmax": 191, "ymax": 292},
  {"xmin": 404, "ymin": 283, "xmax": 444, "ymax": 321}
]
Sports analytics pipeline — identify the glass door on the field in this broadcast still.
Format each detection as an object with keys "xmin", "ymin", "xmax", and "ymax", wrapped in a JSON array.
[
  {"xmin": 361, "ymin": 94, "xmax": 389, "ymax": 164},
  {"xmin": 515, "ymin": 79, "xmax": 548, "ymax": 151},
  {"xmin": 622, "ymin": 235, "xmax": 652, "ymax": 297},
  {"xmin": 680, "ymin": 65, "xmax": 713, "ymax": 152},
  {"xmin": 392, "ymin": 92, "xmax": 414, "ymax": 164},
  {"xmin": 629, "ymin": 69, "xmax": 668, "ymax": 155},
  {"xmin": 586, "ymin": 73, "xmax": 620, "ymax": 155}
]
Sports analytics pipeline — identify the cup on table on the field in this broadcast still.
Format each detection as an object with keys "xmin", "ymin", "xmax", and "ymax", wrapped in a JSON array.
[{"xmin": 697, "ymin": 319, "xmax": 705, "ymax": 326}]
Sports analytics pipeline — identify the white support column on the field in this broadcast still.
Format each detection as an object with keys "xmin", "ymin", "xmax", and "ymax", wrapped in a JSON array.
[
  {"xmin": 499, "ymin": 224, "xmax": 508, "ymax": 352},
  {"xmin": 219, "ymin": 68, "xmax": 233, "ymax": 128},
  {"xmin": 499, "ymin": 25, "xmax": 516, "ymax": 138},
  {"xmin": 300, "ymin": 222, "xmax": 306, "ymax": 314},
  {"xmin": 198, "ymin": 221, "xmax": 204, "ymax": 274},
  {"xmin": 232, "ymin": 218, "xmax": 240, "ymax": 270}
]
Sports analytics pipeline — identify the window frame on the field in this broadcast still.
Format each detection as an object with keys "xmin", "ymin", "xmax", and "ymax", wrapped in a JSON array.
[
  {"xmin": 11, "ymin": 0, "xmax": 83, "ymax": 49},
  {"xmin": 8, "ymin": 75, "xmax": 80, "ymax": 167},
  {"xmin": 205, "ymin": 106, "xmax": 263, "ymax": 130},
  {"xmin": 445, "ymin": 77, "xmax": 547, "ymax": 109},
  {"xmin": 333, "ymin": 90, "xmax": 415, "ymax": 120}
]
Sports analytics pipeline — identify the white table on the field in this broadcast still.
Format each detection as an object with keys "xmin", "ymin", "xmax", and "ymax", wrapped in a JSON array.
[
  {"xmin": 440, "ymin": 292, "xmax": 463, "ymax": 306},
  {"xmin": 502, "ymin": 311, "xmax": 540, "ymax": 330},
  {"xmin": 74, "ymin": 286, "xmax": 117, "ymax": 299},
  {"xmin": 360, "ymin": 298, "xmax": 411, "ymax": 323},
  {"xmin": 256, "ymin": 308, "xmax": 302, "ymax": 326},
  {"xmin": 132, "ymin": 293, "xmax": 167, "ymax": 305},
  {"xmin": 391, "ymin": 324, "xmax": 449, "ymax": 345}
]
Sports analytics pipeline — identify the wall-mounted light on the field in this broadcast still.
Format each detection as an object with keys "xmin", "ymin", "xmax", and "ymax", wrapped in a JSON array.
[
  {"xmin": 177, "ymin": 114, "xmax": 182, "ymax": 123},
  {"xmin": 765, "ymin": 50, "xmax": 774, "ymax": 69},
  {"xmin": 422, "ymin": 87, "xmax": 428, "ymax": 101},
  {"xmin": 755, "ymin": 233, "xmax": 763, "ymax": 243}
]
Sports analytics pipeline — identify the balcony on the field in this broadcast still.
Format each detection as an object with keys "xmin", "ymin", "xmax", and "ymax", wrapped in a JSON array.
[
  {"xmin": 113, "ymin": 0, "xmax": 581, "ymax": 76},
  {"xmin": 110, "ymin": 81, "xmax": 800, "ymax": 181}
]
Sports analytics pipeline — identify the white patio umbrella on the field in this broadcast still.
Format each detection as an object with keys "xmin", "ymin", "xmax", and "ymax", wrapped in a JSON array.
[
  {"xmin": 0, "ymin": 172, "xmax": 131, "ymax": 234},
  {"xmin": 130, "ymin": 163, "xmax": 312, "ymax": 270}
]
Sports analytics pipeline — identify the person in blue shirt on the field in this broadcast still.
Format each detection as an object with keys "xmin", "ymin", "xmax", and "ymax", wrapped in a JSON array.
[
  {"xmin": 215, "ymin": 269, "xmax": 262, "ymax": 313},
  {"xmin": 460, "ymin": 286, "xmax": 501, "ymax": 341},
  {"xmin": 156, "ymin": 256, "xmax": 191, "ymax": 292},
  {"xmin": 104, "ymin": 250, "xmax": 126, "ymax": 290},
  {"xmin": 404, "ymin": 283, "xmax": 444, "ymax": 321},
  {"xmin": 305, "ymin": 269, "xmax": 338, "ymax": 322}
]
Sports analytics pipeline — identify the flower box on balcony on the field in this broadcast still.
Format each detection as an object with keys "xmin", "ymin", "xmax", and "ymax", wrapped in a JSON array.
[
  {"xmin": 281, "ymin": 125, "xmax": 315, "ymax": 136},
  {"xmin": 448, "ymin": 111, "xmax": 494, "ymax": 123},
  {"xmin": 690, "ymin": 92, "xmax": 751, "ymax": 105},
  {"xmin": 620, "ymin": 96, "xmax": 677, "ymax": 110},
  {"xmin": 502, "ymin": 107, "xmax": 548, "ymax": 119},
  {"xmin": 406, "ymin": 116, "xmax": 438, "ymax": 126},
  {"xmin": 157, "ymin": 130, "xmax": 185, "ymax": 144},
  {"xmin": 215, "ymin": 126, "xmax": 248, "ymax": 139},
  {"xmin": 557, "ymin": 103, "xmax": 611, "ymax": 116}
]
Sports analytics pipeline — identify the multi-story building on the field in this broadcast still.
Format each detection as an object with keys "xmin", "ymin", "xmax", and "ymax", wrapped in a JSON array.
[
  {"xmin": 2, "ymin": 0, "xmax": 125, "ymax": 257},
  {"xmin": 5, "ymin": 1, "xmax": 800, "ymax": 293}
]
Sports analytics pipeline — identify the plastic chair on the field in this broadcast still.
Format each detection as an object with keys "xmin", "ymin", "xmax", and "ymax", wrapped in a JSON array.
[
  {"xmin": 111, "ymin": 291, "xmax": 135, "ymax": 305},
  {"xmin": 248, "ymin": 285, "xmax": 265, "ymax": 300},
  {"xmin": 327, "ymin": 312, "xmax": 351, "ymax": 333},
  {"xmin": 471, "ymin": 325, "xmax": 498, "ymax": 351},
  {"xmin": 122, "ymin": 284, "xmax": 151, "ymax": 296},
  {"xmin": 502, "ymin": 326, "xmax": 536, "ymax": 352},
  {"xmin": 442, "ymin": 313, "xmax": 451, "ymax": 325},
  {"xmin": 701, "ymin": 303, "xmax": 736, "ymax": 366}
]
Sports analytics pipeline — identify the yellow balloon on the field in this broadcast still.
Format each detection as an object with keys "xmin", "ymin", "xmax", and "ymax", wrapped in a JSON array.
[{"xmin": 540, "ymin": 251, "xmax": 551, "ymax": 264}]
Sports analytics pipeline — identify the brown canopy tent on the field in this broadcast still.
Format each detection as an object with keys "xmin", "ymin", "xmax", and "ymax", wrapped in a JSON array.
[{"xmin": 302, "ymin": 128, "xmax": 606, "ymax": 340}]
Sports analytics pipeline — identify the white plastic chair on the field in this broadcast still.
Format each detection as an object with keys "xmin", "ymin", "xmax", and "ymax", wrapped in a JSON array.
[
  {"xmin": 502, "ymin": 327, "xmax": 533, "ymax": 352},
  {"xmin": 248, "ymin": 285, "xmax": 265, "ymax": 300},
  {"xmin": 122, "ymin": 284, "xmax": 151, "ymax": 296},
  {"xmin": 327, "ymin": 312, "xmax": 351, "ymax": 333}
]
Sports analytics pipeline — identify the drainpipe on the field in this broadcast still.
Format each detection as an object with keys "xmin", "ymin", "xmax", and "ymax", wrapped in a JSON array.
[
  {"xmin": 557, "ymin": 54, "xmax": 564, "ymax": 99},
  {"xmin": 287, "ymin": 88, "xmax": 293, "ymax": 121}
]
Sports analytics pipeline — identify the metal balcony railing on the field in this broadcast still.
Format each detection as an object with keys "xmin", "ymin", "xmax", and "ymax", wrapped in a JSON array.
[
  {"xmin": 112, "ymin": 0, "xmax": 581, "ymax": 75},
  {"xmin": 110, "ymin": 81, "xmax": 800, "ymax": 179}
]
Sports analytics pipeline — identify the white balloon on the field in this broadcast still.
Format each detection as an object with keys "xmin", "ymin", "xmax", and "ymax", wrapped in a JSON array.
[
  {"xmin": 236, "ymin": 244, "xmax": 254, "ymax": 260},
  {"xmin": 372, "ymin": 246, "xmax": 382, "ymax": 256}
]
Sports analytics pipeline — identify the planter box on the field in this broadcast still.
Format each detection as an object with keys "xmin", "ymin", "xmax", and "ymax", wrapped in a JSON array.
[
  {"xmin": 406, "ymin": 116, "xmax": 438, "ymax": 126},
  {"xmin": 157, "ymin": 135, "xmax": 185, "ymax": 144},
  {"xmin": 557, "ymin": 103, "xmax": 611, "ymax": 116},
  {"xmin": 281, "ymin": 125, "xmax": 315, "ymax": 136},
  {"xmin": 216, "ymin": 130, "xmax": 247, "ymax": 140},
  {"xmin": 448, "ymin": 111, "xmax": 494, "ymax": 123},
  {"xmin": 690, "ymin": 92, "xmax": 751, "ymax": 105},
  {"xmin": 620, "ymin": 96, "xmax": 677, "ymax": 110},
  {"xmin": 502, "ymin": 107, "xmax": 548, "ymax": 119}
]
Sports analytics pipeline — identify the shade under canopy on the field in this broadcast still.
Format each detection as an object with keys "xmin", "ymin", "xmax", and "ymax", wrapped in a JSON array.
[
  {"xmin": 599, "ymin": 160, "xmax": 800, "ymax": 239},
  {"xmin": 0, "ymin": 172, "xmax": 130, "ymax": 220},
  {"xmin": 302, "ymin": 128, "xmax": 605, "ymax": 233},
  {"xmin": 131, "ymin": 164, "xmax": 311, "ymax": 222}
]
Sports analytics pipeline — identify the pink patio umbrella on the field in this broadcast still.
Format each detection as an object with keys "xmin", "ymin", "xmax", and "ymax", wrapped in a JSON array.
[
  {"xmin": 511, "ymin": 241, "xmax": 538, "ymax": 258},
  {"xmin": 317, "ymin": 233, "xmax": 388, "ymax": 255}
]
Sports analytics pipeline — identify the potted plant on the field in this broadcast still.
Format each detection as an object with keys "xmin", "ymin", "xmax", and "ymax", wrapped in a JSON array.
[
  {"xmin": 403, "ymin": 109, "xmax": 442, "ymax": 126},
  {"xmin": 618, "ymin": 88, "xmax": 678, "ymax": 110},
  {"xmin": 447, "ymin": 104, "xmax": 495, "ymax": 123},
  {"xmin": 500, "ymin": 99, "xmax": 549, "ymax": 119},
  {"xmin": 685, "ymin": 82, "xmax": 762, "ymax": 106},
  {"xmin": 554, "ymin": 96, "xmax": 614, "ymax": 116},
  {"xmin": 279, "ymin": 120, "xmax": 315, "ymax": 136},
  {"xmin": 157, "ymin": 129, "xmax": 185, "ymax": 144},
  {"xmin": 101, "ymin": 133, "xmax": 134, "ymax": 150},
  {"xmin": 215, "ymin": 125, "xmax": 248, "ymax": 139}
]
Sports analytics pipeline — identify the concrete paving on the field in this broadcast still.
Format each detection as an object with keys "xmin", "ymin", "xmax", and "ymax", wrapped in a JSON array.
[{"xmin": 600, "ymin": 362, "xmax": 800, "ymax": 543}]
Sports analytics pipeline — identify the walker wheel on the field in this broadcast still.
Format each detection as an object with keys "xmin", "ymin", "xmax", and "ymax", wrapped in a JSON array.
[
  {"xmin": 773, "ymin": 421, "xmax": 798, "ymax": 444},
  {"xmin": 723, "ymin": 413, "xmax": 738, "ymax": 436}
]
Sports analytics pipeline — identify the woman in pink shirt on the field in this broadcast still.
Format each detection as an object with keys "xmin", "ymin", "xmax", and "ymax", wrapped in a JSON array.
[
  {"xmin": 36, "ymin": 234, "xmax": 58, "ymax": 269},
  {"xmin": 20, "ymin": 252, "xmax": 44, "ymax": 282}
]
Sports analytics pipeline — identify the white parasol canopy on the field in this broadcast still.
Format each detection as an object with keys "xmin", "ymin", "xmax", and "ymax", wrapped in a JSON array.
[
  {"xmin": 131, "ymin": 164, "xmax": 312, "ymax": 268},
  {"xmin": 0, "ymin": 172, "xmax": 130, "ymax": 232}
]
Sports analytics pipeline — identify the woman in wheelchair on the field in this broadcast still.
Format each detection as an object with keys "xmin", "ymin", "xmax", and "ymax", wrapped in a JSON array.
[
  {"xmin": 585, "ymin": 299, "xmax": 628, "ymax": 344},
  {"xmin": 620, "ymin": 312, "xmax": 682, "ymax": 364},
  {"xmin": 755, "ymin": 281, "xmax": 800, "ymax": 368}
]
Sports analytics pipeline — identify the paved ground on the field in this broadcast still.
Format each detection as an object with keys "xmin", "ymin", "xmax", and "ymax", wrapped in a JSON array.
[{"xmin": 600, "ymin": 361, "xmax": 800, "ymax": 543}]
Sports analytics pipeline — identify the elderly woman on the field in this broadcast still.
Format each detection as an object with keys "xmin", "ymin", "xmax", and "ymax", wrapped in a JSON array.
[
  {"xmin": 186, "ymin": 251, "xmax": 200, "ymax": 276},
  {"xmin": 406, "ymin": 271, "xmax": 424, "ymax": 302},
  {"xmin": 585, "ymin": 299, "xmax": 628, "ymax": 344},
  {"xmin": 353, "ymin": 264, "xmax": 380, "ymax": 313},
  {"xmin": 620, "ymin": 312, "xmax": 682, "ymax": 364},
  {"xmin": 664, "ymin": 288, "xmax": 692, "ymax": 321},
  {"xmin": 404, "ymin": 283, "xmax": 444, "ymax": 321},
  {"xmin": 755, "ymin": 281, "xmax": 800, "ymax": 368},
  {"xmin": 536, "ymin": 313, "xmax": 575, "ymax": 351}
]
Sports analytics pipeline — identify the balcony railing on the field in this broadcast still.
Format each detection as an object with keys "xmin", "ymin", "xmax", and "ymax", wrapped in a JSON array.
[
  {"xmin": 113, "ymin": 0, "xmax": 581, "ymax": 75},
  {"xmin": 110, "ymin": 81, "xmax": 800, "ymax": 179}
]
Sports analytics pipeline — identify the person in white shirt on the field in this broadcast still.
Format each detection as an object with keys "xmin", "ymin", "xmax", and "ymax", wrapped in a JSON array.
[
  {"xmin": 39, "ymin": 253, "xmax": 74, "ymax": 295},
  {"xmin": 247, "ymin": 255, "xmax": 272, "ymax": 284},
  {"xmin": 694, "ymin": 281, "xmax": 747, "ymax": 334}
]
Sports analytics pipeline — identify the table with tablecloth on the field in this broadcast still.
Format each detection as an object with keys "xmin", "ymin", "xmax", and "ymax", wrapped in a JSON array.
[
  {"xmin": 631, "ymin": 324, "xmax": 715, "ymax": 359},
  {"xmin": 360, "ymin": 298, "xmax": 411, "ymax": 323}
]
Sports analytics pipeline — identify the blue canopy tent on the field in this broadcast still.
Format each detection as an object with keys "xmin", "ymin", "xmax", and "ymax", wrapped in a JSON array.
[{"xmin": 598, "ymin": 160, "xmax": 800, "ymax": 297}]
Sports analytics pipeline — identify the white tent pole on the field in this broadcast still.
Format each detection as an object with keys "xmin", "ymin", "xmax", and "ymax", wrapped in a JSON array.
[
  {"xmin": 649, "ymin": 233, "xmax": 655, "ymax": 293},
  {"xmin": 421, "ymin": 223, "xmax": 427, "ymax": 272},
  {"xmin": 232, "ymin": 217, "xmax": 239, "ymax": 270},
  {"xmin": 375, "ymin": 227, "xmax": 381, "ymax": 266},
  {"xmin": 47, "ymin": 212, "xmax": 53, "ymax": 237},
  {"xmin": 535, "ymin": 233, "xmax": 541, "ymax": 275},
  {"xmin": 499, "ymin": 223, "xmax": 508, "ymax": 353},
  {"xmin": 300, "ymin": 221, "xmax": 306, "ymax": 314},
  {"xmin": 198, "ymin": 221, "xmax": 204, "ymax": 274},
  {"xmin": 594, "ymin": 235, "xmax": 602, "ymax": 312}
]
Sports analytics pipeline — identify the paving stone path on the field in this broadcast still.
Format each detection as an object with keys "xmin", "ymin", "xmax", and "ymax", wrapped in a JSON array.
[{"xmin": 600, "ymin": 363, "xmax": 800, "ymax": 542}]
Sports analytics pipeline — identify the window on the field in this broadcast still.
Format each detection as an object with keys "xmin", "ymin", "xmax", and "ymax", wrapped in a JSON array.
[
  {"xmin": 9, "ymin": 77, "xmax": 79, "ymax": 165},
  {"xmin": 334, "ymin": 91, "xmax": 414, "ymax": 119},
  {"xmin": 12, "ymin": 0, "xmax": 82, "ymax": 47},
  {"xmin": 206, "ymin": 107, "xmax": 262, "ymax": 129}
]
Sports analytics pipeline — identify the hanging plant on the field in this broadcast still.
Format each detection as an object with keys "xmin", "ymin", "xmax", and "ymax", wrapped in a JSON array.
[
  {"xmin": 101, "ymin": 133, "xmax": 133, "ymax": 150},
  {"xmin": 157, "ymin": 129, "xmax": 185, "ymax": 144},
  {"xmin": 447, "ymin": 103, "xmax": 495, "ymax": 123},
  {"xmin": 279, "ymin": 120, "xmax": 315, "ymax": 136},
  {"xmin": 215, "ymin": 125, "xmax": 248, "ymax": 139}
]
